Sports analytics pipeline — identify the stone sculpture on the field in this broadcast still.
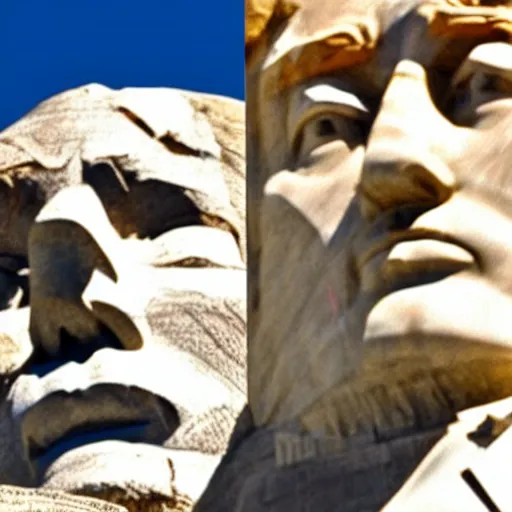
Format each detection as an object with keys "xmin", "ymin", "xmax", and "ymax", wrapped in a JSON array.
[
  {"xmin": 0, "ymin": 85, "xmax": 246, "ymax": 511},
  {"xmin": 194, "ymin": 1, "xmax": 512, "ymax": 510}
]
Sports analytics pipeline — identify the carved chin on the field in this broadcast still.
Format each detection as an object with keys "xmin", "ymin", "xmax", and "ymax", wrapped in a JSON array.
[{"xmin": 299, "ymin": 272, "xmax": 512, "ymax": 438}]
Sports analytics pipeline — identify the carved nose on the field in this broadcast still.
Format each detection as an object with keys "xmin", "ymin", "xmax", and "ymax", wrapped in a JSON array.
[
  {"xmin": 359, "ymin": 60, "xmax": 456, "ymax": 218},
  {"xmin": 359, "ymin": 152, "xmax": 455, "ymax": 219},
  {"xmin": 28, "ymin": 184, "xmax": 145, "ymax": 360}
]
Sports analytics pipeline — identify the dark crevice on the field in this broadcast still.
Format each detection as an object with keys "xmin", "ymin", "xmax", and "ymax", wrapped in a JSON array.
[
  {"xmin": 159, "ymin": 134, "xmax": 213, "ymax": 159},
  {"xmin": 117, "ymin": 107, "xmax": 155, "ymax": 138},
  {"xmin": 28, "ymin": 420, "xmax": 151, "ymax": 460},
  {"xmin": 467, "ymin": 415, "xmax": 512, "ymax": 448},
  {"xmin": 200, "ymin": 212, "xmax": 239, "ymax": 242},
  {"xmin": 58, "ymin": 326, "xmax": 124, "ymax": 363},
  {"xmin": 390, "ymin": 203, "xmax": 434, "ymax": 230},
  {"xmin": 118, "ymin": 105, "xmax": 218, "ymax": 160},
  {"xmin": 462, "ymin": 469, "xmax": 502, "ymax": 512},
  {"xmin": 0, "ymin": 253, "xmax": 28, "ymax": 272},
  {"xmin": 28, "ymin": 325, "xmax": 126, "ymax": 378},
  {"xmin": 144, "ymin": 213, "xmax": 203, "ymax": 240}
]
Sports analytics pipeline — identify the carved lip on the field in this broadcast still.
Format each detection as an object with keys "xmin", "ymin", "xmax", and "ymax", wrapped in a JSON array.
[
  {"xmin": 356, "ymin": 227, "xmax": 480, "ymax": 293},
  {"xmin": 18, "ymin": 383, "xmax": 180, "ymax": 480},
  {"xmin": 359, "ymin": 227, "xmax": 478, "ymax": 267},
  {"xmin": 30, "ymin": 421, "xmax": 151, "ymax": 477}
]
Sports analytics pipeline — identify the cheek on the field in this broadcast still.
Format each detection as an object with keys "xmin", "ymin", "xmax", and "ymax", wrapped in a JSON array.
[
  {"xmin": 457, "ymin": 120, "xmax": 512, "ymax": 193},
  {"xmin": 259, "ymin": 194, "xmax": 328, "ymax": 305},
  {"xmin": 258, "ymin": 195, "xmax": 342, "ymax": 326},
  {"xmin": 264, "ymin": 146, "xmax": 364, "ymax": 243}
]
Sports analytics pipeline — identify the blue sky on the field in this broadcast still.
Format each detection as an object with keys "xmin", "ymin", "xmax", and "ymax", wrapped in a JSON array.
[{"xmin": 0, "ymin": 1, "xmax": 244, "ymax": 130}]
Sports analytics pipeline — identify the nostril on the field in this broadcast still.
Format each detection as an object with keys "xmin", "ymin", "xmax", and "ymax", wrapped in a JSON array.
[
  {"xmin": 58, "ymin": 325, "xmax": 124, "ymax": 363},
  {"xmin": 409, "ymin": 165, "xmax": 453, "ymax": 205},
  {"xmin": 359, "ymin": 158, "xmax": 455, "ymax": 219},
  {"xmin": 391, "ymin": 204, "xmax": 433, "ymax": 230},
  {"xmin": 412, "ymin": 173, "xmax": 439, "ymax": 199},
  {"xmin": 27, "ymin": 324, "xmax": 126, "ymax": 377}
]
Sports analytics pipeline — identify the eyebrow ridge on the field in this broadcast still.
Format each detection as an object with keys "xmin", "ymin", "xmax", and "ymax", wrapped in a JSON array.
[{"xmin": 274, "ymin": 23, "xmax": 378, "ymax": 94}]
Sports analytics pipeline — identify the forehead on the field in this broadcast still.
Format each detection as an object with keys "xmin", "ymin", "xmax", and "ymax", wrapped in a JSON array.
[
  {"xmin": 275, "ymin": 0, "xmax": 419, "ymax": 37},
  {"xmin": 256, "ymin": 0, "xmax": 512, "ymax": 95},
  {"xmin": 181, "ymin": 90, "xmax": 246, "ymax": 212},
  {"xmin": 260, "ymin": 0, "xmax": 417, "ymax": 86}
]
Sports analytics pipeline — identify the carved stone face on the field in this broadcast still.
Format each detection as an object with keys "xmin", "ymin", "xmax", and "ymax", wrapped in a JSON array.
[
  {"xmin": 247, "ymin": 0, "xmax": 512, "ymax": 435},
  {"xmin": 0, "ymin": 85, "xmax": 246, "ymax": 510}
]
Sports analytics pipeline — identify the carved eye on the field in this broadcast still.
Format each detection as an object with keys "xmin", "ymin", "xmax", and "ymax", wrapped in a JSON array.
[
  {"xmin": 293, "ymin": 113, "xmax": 365, "ymax": 163},
  {"xmin": 288, "ymin": 84, "xmax": 370, "ymax": 166},
  {"xmin": 479, "ymin": 75, "xmax": 508, "ymax": 93},
  {"xmin": 316, "ymin": 118, "xmax": 337, "ymax": 137},
  {"xmin": 463, "ymin": 72, "xmax": 512, "ymax": 97},
  {"xmin": 447, "ymin": 42, "xmax": 512, "ymax": 123},
  {"xmin": 449, "ymin": 72, "xmax": 512, "ymax": 122}
]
